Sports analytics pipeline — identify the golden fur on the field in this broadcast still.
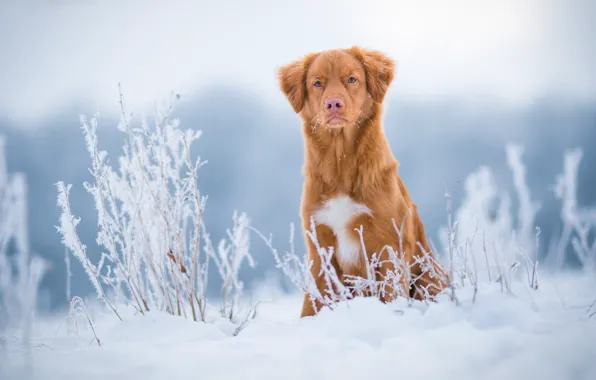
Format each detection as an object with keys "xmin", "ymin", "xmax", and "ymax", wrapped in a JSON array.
[{"xmin": 278, "ymin": 46, "xmax": 448, "ymax": 318}]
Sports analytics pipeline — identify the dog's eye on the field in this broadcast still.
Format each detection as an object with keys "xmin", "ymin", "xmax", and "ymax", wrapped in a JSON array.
[
  {"xmin": 347, "ymin": 76, "xmax": 357, "ymax": 84},
  {"xmin": 314, "ymin": 80, "xmax": 323, "ymax": 88}
]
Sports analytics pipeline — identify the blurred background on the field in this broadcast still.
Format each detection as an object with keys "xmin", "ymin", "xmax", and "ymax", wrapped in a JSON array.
[{"xmin": 0, "ymin": 0, "xmax": 594, "ymax": 312}]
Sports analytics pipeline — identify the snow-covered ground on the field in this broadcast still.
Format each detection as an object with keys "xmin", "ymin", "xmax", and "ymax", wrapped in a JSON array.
[{"xmin": 2, "ymin": 272, "xmax": 595, "ymax": 380}]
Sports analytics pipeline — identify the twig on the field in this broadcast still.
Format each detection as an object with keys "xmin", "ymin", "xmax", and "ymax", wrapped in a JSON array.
[{"xmin": 68, "ymin": 296, "xmax": 101, "ymax": 347}]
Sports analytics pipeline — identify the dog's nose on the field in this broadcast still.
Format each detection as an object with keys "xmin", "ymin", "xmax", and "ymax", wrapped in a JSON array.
[{"xmin": 325, "ymin": 98, "xmax": 344, "ymax": 113}]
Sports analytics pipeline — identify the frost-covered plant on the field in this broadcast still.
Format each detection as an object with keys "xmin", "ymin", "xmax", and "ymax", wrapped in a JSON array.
[
  {"xmin": 211, "ymin": 211, "xmax": 255, "ymax": 321},
  {"xmin": 438, "ymin": 143, "xmax": 595, "ymax": 298},
  {"xmin": 65, "ymin": 296, "xmax": 101, "ymax": 347},
  {"xmin": 548, "ymin": 148, "xmax": 596, "ymax": 270},
  {"xmin": 255, "ymin": 219, "xmax": 362, "ymax": 314},
  {"xmin": 506, "ymin": 144, "xmax": 541, "ymax": 256},
  {"xmin": 257, "ymin": 211, "xmax": 449, "ymax": 315},
  {"xmin": 0, "ymin": 136, "xmax": 48, "ymax": 346},
  {"xmin": 437, "ymin": 143, "xmax": 541, "ymax": 293},
  {"xmin": 56, "ymin": 89, "xmax": 255, "ymax": 324},
  {"xmin": 252, "ymin": 223, "xmax": 327, "ymax": 306}
]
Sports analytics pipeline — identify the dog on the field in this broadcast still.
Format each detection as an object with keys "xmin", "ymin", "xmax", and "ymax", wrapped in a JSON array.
[{"xmin": 277, "ymin": 46, "xmax": 449, "ymax": 318}]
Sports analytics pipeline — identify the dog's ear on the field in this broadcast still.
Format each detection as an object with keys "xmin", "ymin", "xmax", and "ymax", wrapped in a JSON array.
[
  {"xmin": 348, "ymin": 47, "xmax": 395, "ymax": 103},
  {"xmin": 277, "ymin": 54, "xmax": 316, "ymax": 114}
]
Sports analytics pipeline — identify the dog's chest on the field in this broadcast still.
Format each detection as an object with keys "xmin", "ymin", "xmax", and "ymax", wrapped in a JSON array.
[{"xmin": 313, "ymin": 195, "xmax": 372, "ymax": 268}]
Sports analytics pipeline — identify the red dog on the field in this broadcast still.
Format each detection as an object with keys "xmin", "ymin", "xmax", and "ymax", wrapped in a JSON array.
[{"xmin": 278, "ymin": 47, "xmax": 448, "ymax": 317}]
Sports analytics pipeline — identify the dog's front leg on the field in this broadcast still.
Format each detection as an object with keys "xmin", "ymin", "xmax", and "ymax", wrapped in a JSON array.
[{"xmin": 300, "ymin": 224, "xmax": 340, "ymax": 318}]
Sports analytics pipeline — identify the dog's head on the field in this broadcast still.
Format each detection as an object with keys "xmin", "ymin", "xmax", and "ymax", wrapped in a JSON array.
[{"xmin": 278, "ymin": 46, "xmax": 395, "ymax": 129}]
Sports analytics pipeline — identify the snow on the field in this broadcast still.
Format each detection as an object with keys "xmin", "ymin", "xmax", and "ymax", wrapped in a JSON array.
[
  {"xmin": 313, "ymin": 195, "xmax": 372, "ymax": 267},
  {"xmin": 2, "ymin": 273, "xmax": 596, "ymax": 380}
]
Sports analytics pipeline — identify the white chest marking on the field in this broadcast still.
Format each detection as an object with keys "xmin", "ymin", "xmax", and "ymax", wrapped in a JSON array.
[{"xmin": 313, "ymin": 195, "xmax": 372, "ymax": 267}]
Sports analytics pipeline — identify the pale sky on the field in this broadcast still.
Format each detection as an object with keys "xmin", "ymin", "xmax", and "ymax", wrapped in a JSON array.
[{"xmin": 1, "ymin": 0, "xmax": 594, "ymax": 124}]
